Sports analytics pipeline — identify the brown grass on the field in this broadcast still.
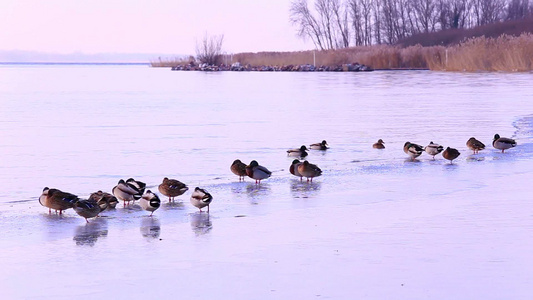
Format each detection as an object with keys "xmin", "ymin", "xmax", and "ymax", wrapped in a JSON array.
[
  {"xmin": 151, "ymin": 34, "xmax": 533, "ymax": 72},
  {"xmin": 426, "ymin": 33, "xmax": 533, "ymax": 71}
]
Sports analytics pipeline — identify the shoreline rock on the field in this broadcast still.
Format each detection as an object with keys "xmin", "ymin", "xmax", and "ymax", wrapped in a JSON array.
[{"xmin": 170, "ymin": 62, "xmax": 373, "ymax": 72}]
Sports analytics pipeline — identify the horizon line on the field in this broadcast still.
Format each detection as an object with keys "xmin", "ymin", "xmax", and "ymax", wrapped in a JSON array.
[{"xmin": 0, "ymin": 62, "xmax": 151, "ymax": 65}]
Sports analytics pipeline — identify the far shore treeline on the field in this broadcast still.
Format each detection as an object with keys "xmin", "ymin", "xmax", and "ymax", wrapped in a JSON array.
[{"xmin": 152, "ymin": 18, "xmax": 533, "ymax": 72}]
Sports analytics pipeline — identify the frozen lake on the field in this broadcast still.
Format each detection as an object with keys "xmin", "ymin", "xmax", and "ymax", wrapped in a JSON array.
[{"xmin": 0, "ymin": 65, "xmax": 532, "ymax": 299}]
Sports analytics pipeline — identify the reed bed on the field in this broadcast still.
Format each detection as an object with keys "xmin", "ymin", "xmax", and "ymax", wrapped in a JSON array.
[
  {"xmin": 426, "ymin": 33, "xmax": 533, "ymax": 72},
  {"xmin": 230, "ymin": 46, "xmax": 431, "ymax": 69},
  {"xmin": 151, "ymin": 34, "xmax": 533, "ymax": 72}
]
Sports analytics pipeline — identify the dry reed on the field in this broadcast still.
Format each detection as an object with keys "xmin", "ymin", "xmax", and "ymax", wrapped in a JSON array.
[
  {"xmin": 151, "ymin": 34, "xmax": 533, "ymax": 72},
  {"xmin": 426, "ymin": 33, "xmax": 533, "ymax": 71}
]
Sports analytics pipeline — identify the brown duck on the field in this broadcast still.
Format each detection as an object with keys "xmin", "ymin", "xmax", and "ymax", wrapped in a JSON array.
[{"xmin": 158, "ymin": 177, "xmax": 189, "ymax": 201}]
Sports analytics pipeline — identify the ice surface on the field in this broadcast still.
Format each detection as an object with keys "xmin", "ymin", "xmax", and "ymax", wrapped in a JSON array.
[{"xmin": 0, "ymin": 65, "xmax": 532, "ymax": 299}]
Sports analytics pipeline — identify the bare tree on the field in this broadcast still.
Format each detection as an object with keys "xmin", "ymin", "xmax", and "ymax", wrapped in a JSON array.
[
  {"xmin": 290, "ymin": 0, "xmax": 350, "ymax": 49},
  {"xmin": 349, "ymin": 0, "xmax": 365, "ymax": 45},
  {"xmin": 373, "ymin": 0, "xmax": 383, "ymax": 44},
  {"xmin": 412, "ymin": 0, "xmax": 438, "ymax": 33},
  {"xmin": 361, "ymin": 0, "xmax": 374, "ymax": 45},
  {"xmin": 290, "ymin": 0, "xmax": 327, "ymax": 49},
  {"xmin": 472, "ymin": 0, "xmax": 506, "ymax": 25},
  {"xmin": 331, "ymin": 0, "xmax": 351, "ymax": 47},
  {"xmin": 195, "ymin": 33, "xmax": 224, "ymax": 65},
  {"xmin": 506, "ymin": 0, "xmax": 531, "ymax": 20}
]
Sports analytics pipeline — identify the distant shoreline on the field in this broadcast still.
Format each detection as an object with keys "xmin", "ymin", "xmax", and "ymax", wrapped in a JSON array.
[{"xmin": 0, "ymin": 62, "xmax": 150, "ymax": 66}]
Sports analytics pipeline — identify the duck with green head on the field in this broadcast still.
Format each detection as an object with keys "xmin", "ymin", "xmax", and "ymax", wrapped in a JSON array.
[
  {"xmin": 404, "ymin": 142, "xmax": 424, "ymax": 160},
  {"xmin": 74, "ymin": 199, "xmax": 102, "ymax": 222},
  {"xmin": 424, "ymin": 141, "xmax": 444, "ymax": 159},
  {"xmin": 493, "ymin": 134, "xmax": 516, "ymax": 153},
  {"xmin": 287, "ymin": 145, "xmax": 309, "ymax": 158},
  {"xmin": 190, "ymin": 187, "xmax": 213, "ymax": 213},
  {"xmin": 310, "ymin": 140, "xmax": 329, "ymax": 150},
  {"xmin": 245, "ymin": 160, "xmax": 272, "ymax": 184},
  {"xmin": 140, "ymin": 190, "xmax": 161, "ymax": 216},
  {"xmin": 289, "ymin": 159, "xmax": 303, "ymax": 181}
]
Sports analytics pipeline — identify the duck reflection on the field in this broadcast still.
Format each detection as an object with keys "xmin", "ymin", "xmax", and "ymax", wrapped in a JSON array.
[
  {"xmin": 245, "ymin": 183, "xmax": 271, "ymax": 204},
  {"xmin": 73, "ymin": 218, "xmax": 108, "ymax": 246},
  {"xmin": 140, "ymin": 217, "xmax": 161, "ymax": 240},
  {"xmin": 190, "ymin": 212, "xmax": 212, "ymax": 236},
  {"xmin": 466, "ymin": 155, "xmax": 485, "ymax": 162},
  {"xmin": 230, "ymin": 182, "xmax": 248, "ymax": 194},
  {"xmin": 290, "ymin": 180, "xmax": 322, "ymax": 199},
  {"xmin": 162, "ymin": 200, "xmax": 186, "ymax": 211},
  {"xmin": 122, "ymin": 203, "xmax": 143, "ymax": 213}
]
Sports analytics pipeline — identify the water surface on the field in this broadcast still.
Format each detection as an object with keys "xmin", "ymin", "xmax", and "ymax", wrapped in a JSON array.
[{"xmin": 0, "ymin": 65, "xmax": 532, "ymax": 299}]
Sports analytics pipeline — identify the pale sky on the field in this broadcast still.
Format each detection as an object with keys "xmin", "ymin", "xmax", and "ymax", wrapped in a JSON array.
[{"xmin": 0, "ymin": 0, "xmax": 314, "ymax": 56}]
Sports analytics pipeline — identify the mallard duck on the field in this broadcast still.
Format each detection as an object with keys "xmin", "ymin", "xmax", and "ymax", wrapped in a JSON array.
[
  {"xmin": 310, "ymin": 140, "xmax": 329, "ymax": 150},
  {"xmin": 89, "ymin": 190, "xmax": 119, "ymax": 210},
  {"xmin": 112, "ymin": 179, "xmax": 139, "ymax": 206},
  {"xmin": 39, "ymin": 187, "xmax": 79, "ymax": 214},
  {"xmin": 190, "ymin": 187, "xmax": 213, "ymax": 212},
  {"xmin": 493, "ymin": 134, "xmax": 517, "ymax": 153},
  {"xmin": 442, "ymin": 147, "xmax": 461, "ymax": 164},
  {"xmin": 287, "ymin": 145, "xmax": 309, "ymax": 158},
  {"xmin": 466, "ymin": 137, "xmax": 485, "ymax": 154},
  {"xmin": 126, "ymin": 178, "xmax": 146, "ymax": 200},
  {"xmin": 73, "ymin": 199, "xmax": 102, "ymax": 222},
  {"xmin": 230, "ymin": 159, "xmax": 247, "ymax": 181},
  {"xmin": 158, "ymin": 177, "xmax": 189, "ymax": 202},
  {"xmin": 245, "ymin": 160, "xmax": 272, "ymax": 184},
  {"xmin": 297, "ymin": 160, "xmax": 322, "ymax": 182},
  {"xmin": 140, "ymin": 190, "xmax": 161, "ymax": 216},
  {"xmin": 404, "ymin": 142, "xmax": 424, "ymax": 160},
  {"xmin": 289, "ymin": 159, "xmax": 303, "ymax": 180},
  {"xmin": 424, "ymin": 141, "xmax": 444, "ymax": 159},
  {"xmin": 373, "ymin": 139, "xmax": 385, "ymax": 149}
]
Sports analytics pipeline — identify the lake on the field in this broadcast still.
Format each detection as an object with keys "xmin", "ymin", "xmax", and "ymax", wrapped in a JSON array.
[{"xmin": 0, "ymin": 64, "xmax": 532, "ymax": 299}]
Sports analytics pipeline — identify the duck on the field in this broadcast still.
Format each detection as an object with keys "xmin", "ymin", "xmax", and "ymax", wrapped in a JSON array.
[
  {"xmin": 442, "ymin": 147, "xmax": 461, "ymax": 164},
  {"xmin": 158, "ymin": 177, "xmax": 189, "ymax": 202},
  {"xmin": 424, "ymin": 141, "xmax": 444, "ymax": 159},
  {"xmin": 230, "ymin": 159, "xmax": 247, "ymax": 181},
  {"xmin": 289, "ymin": 159, "xmax": 303, "ymax": 180},
  {"xmin": 190, "ymin": 187, "xmax": 213, "ymax": 212},
  {"xmin": 140, "ymin": 190, "xmax": 161, "ymax": 216},
  {"xmin": 73, "ymin": 199, "xmax": 102, "ymax": 222},
  {"xmin": 310, "ymin": 140, "xmax": 329, "ymax": 150},
  {"xmin": 126, "ymin": 178, "xmax": 146, "ymax": 201},
  {"xmin": 39, "ymin": 187, "xmax": 79, "ymax": 214},
  {"xmin": 245, "ymin": 160, "xmax": 272, "ymax": 184},
  {"xmin": 403, "ymin": 142, "xmax": 424, "ymax": 160},
  {"xmin": 287, "ymin": 145, "xmax": 309, "ymax": 158},
  {"xmin": 89, "ymin": 190, "xmax": 119, "ymax": 210},
  {"xmin": 373, "ymin": 139, "xmax": 385, "ymax": 149},
  {"xmin": 112, "ymin": 179, "xmax": 139, "ymax": 206},
  {"xmin": 493, "ymin": 134, "xmax": 517, "ymax": 153},
  {"xmin": 466, "ymin": 137, "xmax": 485, "ymax": 154},
  {"xmin": 297, "ymin": 160, "xmax": 322, "ymax": 182}
]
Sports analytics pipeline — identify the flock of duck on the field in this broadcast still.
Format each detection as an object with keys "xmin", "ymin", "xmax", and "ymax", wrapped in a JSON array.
[
  {"xmin": 39, "ymin": 135, "xmax": 516, "ymax": 223},
  {"xmin": 391, "ymin": 133, "xmax": 517, "ymax": 163},
  {"xmin": 39, "ymin": 178, "xmax": 212, "ymax": 222}
]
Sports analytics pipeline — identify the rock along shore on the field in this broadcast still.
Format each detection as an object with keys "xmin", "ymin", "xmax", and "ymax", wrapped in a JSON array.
[{"xmin": 171, "ymin": 62, "xmax": 373, "ymax": 72}]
